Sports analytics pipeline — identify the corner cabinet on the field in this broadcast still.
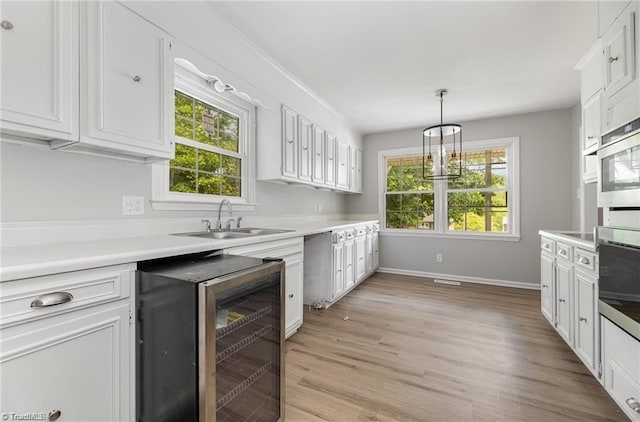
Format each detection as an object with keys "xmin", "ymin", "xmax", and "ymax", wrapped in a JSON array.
[
  {"xmin": 1, "ymin": 0, "xmax": 174, "ymax": 162},
  {"xmin": 539, "ymin": 233, "xmax": 599, "ymax": 380},
  {"xmin": 0, "ymin": 0, "xmax": 78, "ymax": 142},
  {"xmin": 0, "ymin": 264, "xmax": 135, "ymax": 422},
  {"xmin": 224, "ymin": 237, "xmax": 304, "ymax": 339}
]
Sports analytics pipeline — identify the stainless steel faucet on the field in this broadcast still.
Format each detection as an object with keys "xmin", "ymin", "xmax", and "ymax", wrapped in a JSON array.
[{"xmin": 216, "ymin": 199, "xmax": 233, "ymax": 231}]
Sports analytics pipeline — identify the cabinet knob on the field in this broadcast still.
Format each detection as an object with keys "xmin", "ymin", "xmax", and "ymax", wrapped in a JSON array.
[
  {"xmin": 558, "ymin": 298, "xmax": 566, "ymax": 303},
  {"xmin": 31, "ymin": 292, "xmax": 73, "ymax": 308},
  {"xmin": 133, "ymin": 75, "xmax": 142, "ymax": 82},
  {"xmin": 626, "ymin": 398, "xmax": 640, "ymax": 413},
  {"xmin": 48, "ymin": 410, "xmax": 62, "ymax": 421},
  {"xmin": 609, "ymin": 56, "xmax": 619, "ymax": 63},
  {"xmin": 0, "ymin": 20, "xmax": 14, "ymax": 30},
  {"xmin": 579, "ymin": 316, "xmax": 587, "ymax": 323},
  {"xmin": 302, "ymin": 146, "xmax": 308, "ymax": 150}
]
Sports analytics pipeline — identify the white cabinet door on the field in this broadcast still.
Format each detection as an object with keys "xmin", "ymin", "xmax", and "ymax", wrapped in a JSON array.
[
  {"xmin": 574, "ymin": 271, "xmax": 596, "ymax": 370},
  {"xmin": 372, "ymin": 232, "xmax": 379, "ymax": 270},
  {"xmin": 312, "ymin": 125, "xmax": 325, "ymax": 184},
  {"xmin": 556, "ymin": 260, "xmax": 573, "ymax": 345},
  {"xmin": 355, "ymin": 148, "xmax": 363, "ymax": 192},
  {"xmin": 0, "ymin": 0, "xmax": 77, "ymax": 141},
  {"xmin": 355, "ymin": 236, "xmax": 366, "ymax": 282},
  {"xmin": 285, "ymin": 260, "xmax": 303, "ymax": 338},
  {"xmin": 336, "ymin": 141, "xmax": 350, "ymax": 189},
  {"xmin": 0, "ymin": 301, "xmax": 131, "ymax": 422},
  {"xmin": 583, "ymin": 93, "xmax": 601, "ymax": 152},
  {"xmin": 349, "ymin": 146, "xmax": 357, "ymax": 191},
  {"xmin": 325, "ymin": 132, "xmax": 337, "ymax": 186},
  {"xmin": 78, "ymin": 1, "xmax": 173, "ymax": 160},
  {"xmin": 344, "ymin": 239, "xmax": 355, "ymax": 290},
  {"xmin": 365, "ymin": 232, "xmax": 374, "ymax": 274},
  {"xmin": 298, "ymin": 115, "xmax": 313, "ymax": 182},
  {"xmin": 281, "ymin": 105, "xmax": 298, "ymax": 178},
  {"xmin": 332, "ymin": 243, "xmax": 344, "ymax": 300},
  {"xmin": 540, "ymin": 252, "xmax": 555, "ymax": 326},
  {"xmin": 603, "ymin": 3, "xmax": 636, "ymax": 97}
]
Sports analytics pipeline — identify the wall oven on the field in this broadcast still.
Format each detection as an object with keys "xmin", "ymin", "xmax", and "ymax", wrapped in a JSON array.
[
  {"xmin": 597, "ymin": 116, "xmax": 640, "ymax": 208},
  {"xmin": 598, "ymin": 226, "xmax": 640, "ymax": 341},
  {"xmin": 136, "ymin": 251, "xmax": 285, "ymax": 422}
]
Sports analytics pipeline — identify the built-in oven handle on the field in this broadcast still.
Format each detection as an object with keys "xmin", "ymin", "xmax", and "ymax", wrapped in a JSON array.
[{"xmin": 626, "ymin": 398, "xmax": 640, "ymax": 414}]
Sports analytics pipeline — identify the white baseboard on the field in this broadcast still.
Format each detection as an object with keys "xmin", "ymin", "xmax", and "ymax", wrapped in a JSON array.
[{"xmin": 377, "ymin": 267, "xmax": 540, "ymax": 290}]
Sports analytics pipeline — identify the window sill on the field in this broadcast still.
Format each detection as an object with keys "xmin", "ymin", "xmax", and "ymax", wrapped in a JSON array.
[
  {"xmin": 381, "ymin": 229, "xmax": 521, "ymax": 242},
  {"xmin": 150, "ymin": 198, "xmax": 257, "ymax": 212}
]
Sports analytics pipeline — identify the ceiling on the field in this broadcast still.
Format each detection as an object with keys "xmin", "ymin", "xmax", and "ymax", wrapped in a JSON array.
[{"xmin": 210, "ymin": 1, "xmax": 597, "ymax": 134}]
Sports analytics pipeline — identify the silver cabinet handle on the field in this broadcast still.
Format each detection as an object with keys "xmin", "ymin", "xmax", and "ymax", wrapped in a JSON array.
[
  {"xmin": 542, "ymin": 284, "xmax": 549, "ymax": 288},
  {"xmin": 31, "ymin": 292, "xmax": 73, "ymax": 308},
  {"xmin": 579, "ymin": 257, "xmax": 590, "ymax": 265},
  {"xmin": 1, "ymin": 20, "xmax": 14, "ymax": 30},
  {"xmin": 288, "ymin": 293, "xmax": 294, "ymax": 299},
  {"xmin": 579, "ymin": 316, "xmax": 587, "ymax": 322},
  {"xmin": 133, "ymin": 75, "xmax": 141, "ymax": 82},
  {"xmin": 359, "ymin": 257, "xmax": 364, "ymax": 261},
  {"xmin": 543, "ymin": 243, "xmax": 550, "ymax": 248},
  {"xmin": 609, "ymin": 56, "xmax": 619, "ymax": 63},
  {"xmin": 302, "ymin": 146, "xmax": 308, "ymax": 150},
  {"xmin": 626, "ymin": 398, "xmax": 640, "ymax": 413},
  {"xmin": 587, "ymin": 135, "xmax": 595, "ymax": 140},
  {"xmin": 559, "ymin": 298, "xmax": 566, "ymax": 303},
  {"xmin": 559, "ymin": 249, "xmax": 567, "ymax": 256},
  {"xmin": 287, "ymin": 139, "xmax": 293, "ymax": 144},
  {"xmin": 48, "ymin": 410, "xmax": 62, "ymax": 421}
]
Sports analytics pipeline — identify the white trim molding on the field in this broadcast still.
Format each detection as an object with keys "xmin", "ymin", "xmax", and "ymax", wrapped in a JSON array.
[{"xmin": 377, "ymin": 267, "xmax": 539, "ymax": 290}]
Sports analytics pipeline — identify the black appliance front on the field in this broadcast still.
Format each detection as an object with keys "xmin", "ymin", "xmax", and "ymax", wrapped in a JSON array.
[
  {"xmin": 598, "ymin": 226, "xmax": 640, "ymax": 341},
  {"xmin": 136, "ymin": 252, "xmax": 283, "ymax": 422}
]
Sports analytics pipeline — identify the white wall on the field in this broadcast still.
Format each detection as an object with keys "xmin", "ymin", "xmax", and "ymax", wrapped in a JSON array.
[
  {"xmin": 1, "ymin": 1, "xmax": 357, "ymax": 224},
  {"xmin": 346, "ymin": 108, "xmax": 574, "ymax": 285}
]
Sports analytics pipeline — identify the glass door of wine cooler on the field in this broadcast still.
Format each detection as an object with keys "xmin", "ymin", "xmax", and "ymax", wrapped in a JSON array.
[{"xmin": 199, "ymin": 260, "xmax": 284, "ymax": 422}]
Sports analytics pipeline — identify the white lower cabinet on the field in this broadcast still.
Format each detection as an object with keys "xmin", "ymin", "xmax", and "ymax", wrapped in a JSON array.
[
  {"xmin": 355, "ymin": 233, "xmax": 367, "ymax": 282},
  {"xmin": 539, "ymin": 233, "xmax": 600, "ymax": 379},
  {"xmin": 0, "ymin": 264, "xmax": 135, "ymax": 422},
  {"xmin": 344, "ymin": 238, "xmax": 355, "ymax": 291},
  {"xmin": 372, "ymin": 229, "xmax": 379, "ymax": 269},
  {"xmin": 224, "ymin": 237, "xmax": 304, "ymax": 339},
  {"xmin": 601, "ymin": 317, "xmax": 640, "ymax": 421},
  {"xmin": 331, "ymin": 242, "xmax": 345, "ymax": 300}
]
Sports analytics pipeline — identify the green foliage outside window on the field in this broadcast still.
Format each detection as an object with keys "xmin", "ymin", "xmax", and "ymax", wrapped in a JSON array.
[
  {"xmin": 171, "ymin": 91, "xmax": 242, "ymax": 197},
  {"xmin": 385, "ymin": 149, "xmax": 508, "ymax": 233}
]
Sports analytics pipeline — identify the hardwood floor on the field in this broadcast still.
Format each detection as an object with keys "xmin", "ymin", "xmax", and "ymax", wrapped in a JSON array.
[{"xmin": 284, "ymin": 272, "xmax": 626, "ymax": 422}]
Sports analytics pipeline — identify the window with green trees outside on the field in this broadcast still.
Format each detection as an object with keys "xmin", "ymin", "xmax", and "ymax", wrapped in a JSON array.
[
  {"xmin": 171, "ymin": 90, "xmax": 243, "ymax": 197},
  {"xmin": 383, "ymin": 138, "xmax": 517, "ymax": 237}
]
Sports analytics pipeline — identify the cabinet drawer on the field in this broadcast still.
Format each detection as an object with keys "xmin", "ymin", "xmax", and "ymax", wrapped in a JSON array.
[
  {"xmin": 575, "ymin": 248, "xmax": 597, "ymax": 273},
  {"xmin": 225, "ymin": 237, "xmax": 304, "ymax": 261},
  {"xmin": 541, "ymin": 237, "xmax": 556, "ymax": 254},
  {"xmin": 0, "ymin": 264, "xmax": 133, "ymax": 328},
  {"xmin": 556, "ymin": 242, "xmax": 573, "ymax": 262},
  {"xmin": 605, "ymin": 361, "xmax": 640, "ymax": 421},
  {"xmin": 603, "ymin": 317, "xmax": 640, "ymax": 383}
]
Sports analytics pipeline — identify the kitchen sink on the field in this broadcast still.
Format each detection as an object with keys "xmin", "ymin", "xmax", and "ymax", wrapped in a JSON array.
[{"xmin": 173, "ymin": 227, "xmax": 294, "ymax": 240}]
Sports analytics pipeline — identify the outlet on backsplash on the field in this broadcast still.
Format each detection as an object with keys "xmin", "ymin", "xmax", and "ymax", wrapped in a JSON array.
[{"xmin": 122, "ymin": 196, "xmax": 144, "ymax": 215}]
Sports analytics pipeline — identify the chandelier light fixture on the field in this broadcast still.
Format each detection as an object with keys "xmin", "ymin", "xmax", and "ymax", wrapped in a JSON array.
[{"xmin": 423, "ymin": 89, "xmax": 462, "ymax": 180}]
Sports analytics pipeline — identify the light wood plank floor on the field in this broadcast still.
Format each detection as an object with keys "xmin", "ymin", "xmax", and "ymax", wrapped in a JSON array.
[{"xmin": 284, "ymin": 272, "xmax": 626, "ymax": 422}]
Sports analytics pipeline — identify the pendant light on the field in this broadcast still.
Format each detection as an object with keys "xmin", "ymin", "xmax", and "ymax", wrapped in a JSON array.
[{"xmin": 422, "ymin": 89, "xmax": 462, "ymax": 180}]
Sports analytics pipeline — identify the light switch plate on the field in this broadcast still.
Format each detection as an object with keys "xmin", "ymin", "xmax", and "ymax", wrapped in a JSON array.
[{"xmin": 122, "ymin": 196, "xmax": 144, "ymax": 215}]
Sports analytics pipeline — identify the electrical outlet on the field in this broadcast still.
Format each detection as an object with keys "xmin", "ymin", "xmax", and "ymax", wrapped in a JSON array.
[
  {"xmin": 122, "ymin": 196, "xmax": 144, "ymax": 215},
  {"xmin": 436, "ymin": 253, "xmax": 443, "ymax": 263}
]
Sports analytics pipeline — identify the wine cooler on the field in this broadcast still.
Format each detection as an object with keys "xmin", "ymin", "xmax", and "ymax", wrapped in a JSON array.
[{"xmin": 136, "ymin": 251, "xmax": 284, "ymax": 422}]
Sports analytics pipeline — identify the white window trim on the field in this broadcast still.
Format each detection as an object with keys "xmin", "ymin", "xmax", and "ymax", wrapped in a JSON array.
[
  {"xmin": 151, "ymin": 62, "xmax": 256, "ymax": 211},
  {"xmin": 378, "ymin": 136, "xmax": 520, "ymax": 241}
]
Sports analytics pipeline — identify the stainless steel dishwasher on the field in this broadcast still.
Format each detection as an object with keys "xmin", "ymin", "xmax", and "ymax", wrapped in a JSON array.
[{"xmin": 136, "ymin": 251, "xmax": 285, "ymax": 422}]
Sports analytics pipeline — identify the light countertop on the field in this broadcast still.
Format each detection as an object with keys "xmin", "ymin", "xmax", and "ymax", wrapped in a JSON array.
[
  {"xmin": 538, "ymin": 229, "xmax": 597, "ymax": 252},
  {"xmin": 0, "ymin": 219, "xmax": 379, "ymax": 282}
]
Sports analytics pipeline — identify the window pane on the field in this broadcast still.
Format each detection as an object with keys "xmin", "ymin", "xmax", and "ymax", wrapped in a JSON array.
[
  {"xmin": 170, "ymin": 168, "xmax": 196, "ymax": 193},
  {"xmin": 197, "ymin": 173, "xmax": 221, "ymax": 195},
  {"xmin": 386, "ymin": 194, "xmax": 401, "ymax": 212},
  {"xmin": 219, "ymin": 112, "xmax": 239, "ymax": 153},
  {"xmin": 491, "ymin": 209, "xmax": 509, "ymax": 232},
  {"xmin": 401, "ymin": 213, "xmax": 424, "ymax": 229},
  {"xmin": 386, "ymin": 158, "xmax": 403, "ymax": 192},
  {"xmin": 194, "ymin": 101, "xmax": 217, "ymax": 147},
  {"xmin": 221, "ymin": 176, "xmax": 241, "ymax": 197},
  {"xmin": 449, "ymin": 149, "xmax": 507, "ymax": 189},
  {"xmin": 448, "ymin": 191, "xmax": 507, "ymax": 233},
  {"xmin": 171, "ymin": 144, "xmax": 196, "ymax": 170},
  {"xmin": 386, "ymin": 212, "xmax": 403, "ymax": 229},
  {"xmin": 198, "ymin": 150, "xmax": 220, "ymax": 173},
  {"xmin": 175, "ymin": 91, "xmax": 193, "ymax": 120},
  {"xmin": 175, "ymin": 117, "xmax": 193, "ymax": 140},
  {"xmin": 221, "ymin": 155, "xmax": 241, "ymax": 176}
]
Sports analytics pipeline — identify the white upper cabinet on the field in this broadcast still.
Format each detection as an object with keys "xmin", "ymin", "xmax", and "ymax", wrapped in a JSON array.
[
  {"xmin": 602, "ymin": 3, "xmax": 636, "ymax": 98},
  {"xmin": 355, "ymin": 148, "xmax": 363, "ymax": 193},
  {"xmin": 297, "ymin": 115, "xmax": 313, "ymax": 182},
  {"xmin": 312, "ymin": 125, "xmax": 325, "ymax": 184},
  {"xmin": 281, "ymin": 105, "xmax": 298, "ymax": 178},
  {"xmin": 325, "ymin": 132, "xmax": 337, "ymax": 186},
  {"xmin": 0, "ymin": 0, "xmax": 78, "ymax": 141},
  {"xmin": 69, "ymin": 1, "xmax": 173, "ymax": 160},
  {"xmin": 336, "ymin": 141, "xmax": 350, "ymax": 190}
]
